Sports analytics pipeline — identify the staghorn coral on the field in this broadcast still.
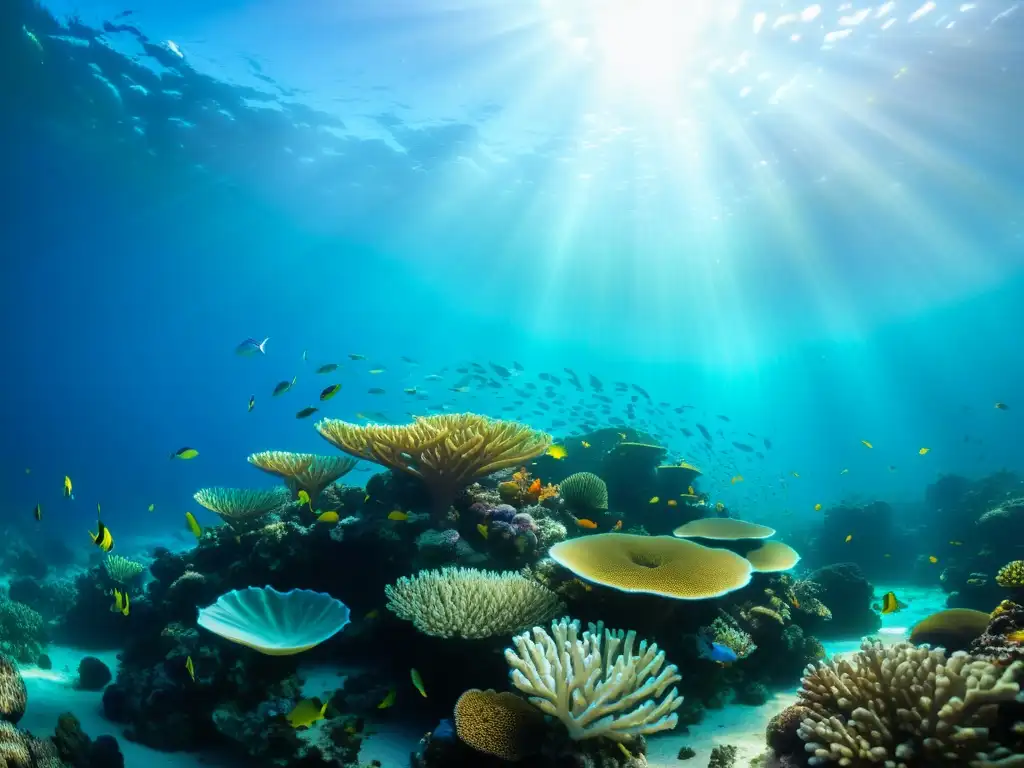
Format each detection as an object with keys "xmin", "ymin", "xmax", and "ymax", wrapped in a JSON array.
[
  {"xmin": 246, "ymin": 452, "xmax": 357, "ymax": 505},
  {"xmin": 193, "ymin": 487, "xmax": 291, "ymax": 527},
  {"xmin": 453, "ymin": 688, "xmax": 546, "ymax": 760},
  {"xmin": 559, "ymin": 472, "xmax": 609, "ymax": 513},
  {"xmin": 102, "ymin": 555, "xmax": 145, "ymax": 584},
  {"xmin": 316, "ymin": 413, "xmax": 551, "ymax": 515},
  {"xmin": 996, "ymin": 560, "xmax": 1024, "ymax": 588},
  {"xmin": 385, "ymin": 567, "xmax": 564, "ymax": 639},
  {"xmin": 505, "ymin": 617, "xmax": 682, "ymax": 742},
  {"xmin": 796, "ymin": 639, "xmax": 1024, "ymax": 767}
]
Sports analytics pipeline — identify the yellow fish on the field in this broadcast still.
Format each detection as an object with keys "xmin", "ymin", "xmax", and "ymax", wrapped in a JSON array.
[
  {"xmin": 377, "ymin": 689, "xmax": 396, "ymax": 709},
  {"xmin": 880, "ymin": 591, "xmax": 900, "ymax": 615},
  {"xmin": 814, "ymin": 503, "xmax": 822, "ymax": 511},
  {"xmin": 368, "ymin": 368, "xmax": 385, "ymax": 374},
  {"xmin": 581, "ymin": 441, "xmax": 591, "ymax": 448},
  {"xmin": 918, "ymin": 447, "xmax": 930, "ymax": 455},
  {"xmin": 949, "ymin": 540, "xmax": 963, "ymax": 546},
  {"xmin": 147, "ymin": 503, "xmax": 155, "ymax": 512},
  {"xmin": 89, "ymin": 520, "xmax": 114, "ymax": 552},
  {"xmin": 731, "ymin": 475, "xmax": 743, "ymax": 484},
  {"xmin": 317, "ymin": 511, "xmax": 339, "ymax": 524},
  {"xmin": 861, "ymin": 440, "xmax": 873, "ymax": 449},
  {"xmin": 687, "ymin": 486, "xmax": 694, "ymax": 495},
  {"xmin": 33, "ymin": 503, "xmax": 42, "ymax": 522},
  {"xmin": 844, "ymin": 534, "xmax": 853, "ymax": 543},
  {"xmin": 111, "ymin": 589, "xmax": 129, "ymax": 616},
  {"xmin": 286, "ymin": 698, "xmax": 329, "ymax": 729},
  {"xmin": 298, "ymin": 490, "xmax": 313, "ymax": 511},
  {"xmin": 170, "ymin": 447, "xmax": 199, "ymax": 460},
  {"xmin": 667, "ymin": 499, "xmax": 677, "ymax": 507},
  {"xmin": 185, "ymin": 656, "xmax": 195, "ymax": 682},
  {"xmin": 546, "ymin": 444, "xmax": 568, "ymax": 460},
  {"xmin": 64, "ymin": 475, "xmax": 73, "ymax": 498},
  {"xmin": 476, "ymin": 523, "xmax": 489, "ymax": 540},
  {"xmin": 410, "ymin": 668, "xmax": 427, "ymax": 698},
  {"xmin": 388, "ymin": 510, "xmax": 409, "ymax": 522},
  {"xmin": 185, "ymin": 511, "xmax": 202, "ymax": 539},
  {"xmin": 928, "ymin": 555, "xmax": 938, "ymax": 564},
  {"xmin": 648, "ymin": 496, "xmax": 660, "ymax": 504}
]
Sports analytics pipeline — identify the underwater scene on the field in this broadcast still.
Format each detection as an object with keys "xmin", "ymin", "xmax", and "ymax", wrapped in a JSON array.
[{"xmin": 2, "ymin": 0, "xmax": 1024, "ymax": 766}]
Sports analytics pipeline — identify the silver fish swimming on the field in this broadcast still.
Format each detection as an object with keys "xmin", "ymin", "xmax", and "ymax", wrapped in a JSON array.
[{"xmin": 235, "ymin": 337, "xmax": 269, "ymax": 356}]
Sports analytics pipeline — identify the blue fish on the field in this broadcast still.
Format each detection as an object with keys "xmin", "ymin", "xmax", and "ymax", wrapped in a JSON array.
[
  {"xmin": 696, "ymin": 631, "xmax": 737, "ymax": 664},
  {"xmin": 235, "ymin": 337, "xmax": 269, "ymax": 356}
]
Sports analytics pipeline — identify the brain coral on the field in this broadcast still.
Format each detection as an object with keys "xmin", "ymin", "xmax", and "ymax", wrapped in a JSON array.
[
  {"xmin": 384, "ymin": 567, "xmax": 564, "ymax": 639},
  {"xmin": 548, "ymin": 533, "xmax": 752, "ymax": 599},
  {"xmin": 453, "ymin": 688, "xmax": 545, "ymax": 760},
  {"xmin": 0, "ymin": 656, "xmax": 26, "ymax": 724}
]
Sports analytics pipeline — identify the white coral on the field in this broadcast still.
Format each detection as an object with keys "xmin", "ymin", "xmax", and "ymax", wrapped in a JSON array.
[{"xmin": 504, "ymin": 617, "xmax": 682, "ymax": 742}]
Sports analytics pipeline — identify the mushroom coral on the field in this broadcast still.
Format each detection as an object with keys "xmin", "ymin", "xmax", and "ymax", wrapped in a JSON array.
[
  {"xmin": 193, "ymin": 487, "xmax": 291, "ymax": 527},
  {"xmin": 745, "ymin": 541, "xmax": 801, "ymax": 572},
  {"xmin": 673, "ymin": 517, "xmax": 776, "ymax": 540},
  {"xmin": 246, "ymin": 452, "xmax": 357, "ymax": 505},
  {"xmin": 316, "ymin": 413, "xmax": 551, "ymax": 516},
  {"xmin": 548, "ymin": 533, "xmax": 752, "ymax": 599}
]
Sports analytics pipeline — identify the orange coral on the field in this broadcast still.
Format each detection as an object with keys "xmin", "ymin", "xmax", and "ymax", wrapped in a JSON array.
[{"xmin": 499, "ymin": 469, "xmax": 558, "ymax": 506}]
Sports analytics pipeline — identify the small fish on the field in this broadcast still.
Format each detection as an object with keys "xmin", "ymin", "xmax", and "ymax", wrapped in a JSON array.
[
  {"xmin": 185, "ymin": 656, "xmax": 195, "ymax": 682},
  {"xmin": 667, "ymin": 499, "xmax": 678, "ymax": 507},
  {"xmin": 840, "ymin": 468, "xmax": 849, "ymax": 475},
  {"xmin": 410, "ymin": 668, "xmax": 427, "ymax": 698},
  {"xmin": 302, "ymin": 350, "xmax": 308, "ymax": 362},
  {"xmin": 388, "ymin": 510, "xmax": 409, "ymax": 522},
  {"xmin": 185, "ymin": 511, "xmax": 202, "ymax": 538},
  {"xmin": 696, "ymin": 631, "xmax": 738, "ymax": 664},
  {"xmin": 365, "ymin": 609, "xmax": 380, "ymax": 620},
  {"xmin": 316, "ymin": 363, "xmax": 339, "ymax": 374},
  {"xmin": 377, "ymin": 689, "xmax": 396, "ymax": 709},
  {"xmin": 235, "ymin": 337, "xmax": 269, "ymax": 356},
  {"xmin": 814, "ymin": 503, "xmax": 822, "ymax": 511},
  {"xmin": 576, "ymin": 518, "xmax": 598, "ymax": 529},
  {"xmin": 64, "ymin": 475, "xmax": 73, "ymax": 498},
  {"xmin": 147, "ymin": 503, "xmax": 155, "ymax": 512},
  {"xmin": 581, "ymin": 441, "xmax": 591, "ymax": 448},
  {"xmin": 450, "ymin": 386, "xmax": 470, "ymax": 393},
  {"xmin": 33, "ymin": 503, "xmax": 41, "ymax": 522},
  {"xmin": 320, "ymin": 384, "xmax": 341, "ymax": 401},
  {"xmin": 368, "ymin": 368, "xmax": 386, "ymax": 375},
  {"xmin": 612, "ymin": 520, "xmax": 622, "ymax": 531},
  {"xmin": 349, "ymin": 353, "xmax": 366, "ymax": 360},
  {"xmin": 995, "ymin": 402, "xmax": 1009, "ymax": 410},
  {"xmin": 403, "ymin": 387, "xmax": 417, "ymax": 395},
  {"xmin": 368, "ymin": 387, "xmax": 386, "ymax": 395},
  {"xmin": 286, "ymin": 698, "xmax": 329, "ymax": 729},
  {"xmin": 248, "ymin": 395, "xmax": 255, "ymax": 412},
  {"xmin": 949, "ymin": 540, "xmax": 963, "ymax": 546},
  {"xmin": 90, "ymin": 520, "xmax": 114, "ymax": 552},
  {"xmin": 297, "ymin": 490, "xmax": 313, "ymax": 510},
  {"xmin": 273, "ymin": 377, "xmax": 297, "ymax": 396},
  {"xmin": 861, "ymin": 440, "xmax": 873, "ymax": 449},
  {"xmin": 967, "ymin": 578, "xmax": 987, "ymax": 586},
  {"xmin": 918, "ymin": 447, "xmax": 930, "ymax": 455},
  {"xmin": 476, "ymin": 523, "xmax": 489, "ymax": 539},
  {"xmin": 1006, "ymin": 629, "xmax": 1024, "ymax": 642},
  {"xmin": 928, "ymin": 555, "xmax": 938, "ymax": 564},
  {"xmin": 880, "ymin": 591, "xmax": 901, "ymax": 615},
  {"xmin": 791, "ymin": 471, "xmax": 800, "ymax": 478},
  {"xmin": 111, "ymin": 589, "xmax": 130, "ymax": 617},
  {"xmin": 731, "ymin": 475, "xmax": 744, "ymax": 484},
  {"xmin": 844, "ymin": 534, "xmax": 853, "ymax": 543},
  {"xmin": 170, "ymin": 447, "xmax": 199, "ymax": 460},
  {"xmin": 317, "ymin": 511, "xmax": 340, "ymax": 524},
  {"xmin": 546, "ymin": 445, "xmax": 568, "ymax": 460},
  {"xmin": 295, "ymin": 406, "xmax": 319, "ymax": 419},
  {"xmin": 649, "ymin": 496, "xmax": 660, "ymax": 504}
]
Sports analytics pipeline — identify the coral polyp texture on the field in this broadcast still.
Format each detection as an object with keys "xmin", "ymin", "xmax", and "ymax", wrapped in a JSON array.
[
  {"xmin": 453, "ymin": 688, "xmax": 546, "ymax": 760},
  {"xmin": 558, "ymin": 471, "xmax": 609, "ymax": 513},
  {"xmin": 102, "ymin": 554, "xmax": 145, "ymax": 584},
  {"xmin": 996, "ymin": 560, "xmax": 1024, "ymax": 588},
  {"xmin": 504, "ymin": 617, "xmax": 683, "ymax": 741},
  {"xmin": 796, "ymin": 639, "xmax": 1024, "ymax": 767},
  {"xmin": 197, "ymin": 586, "xmax": 351, "ymax": 655},
  {"xmin": 384, "ymin": 567, "xmax": 564, "ymax": 639},
  {"xmin": 246, "ymin": 451, "xmax": 357, "ymax": 504},
  {"xmin": 316, "ymin": 413, "xmax": 552, "ymax": 514},
  {"xmin": 193, "ymin": 486, "xmax": 291, "ymax": 526},
  {"xmin": 548, "ymin": 533, "xmax": 752, "ymax": 599}
]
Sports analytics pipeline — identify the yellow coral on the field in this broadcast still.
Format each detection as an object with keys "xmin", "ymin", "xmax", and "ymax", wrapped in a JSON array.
[
  {"xmin": 453, "ymin": 689, "xmax": 545, "ymax": 760},
  {"xmin": 246, "ymin": 452, "xmax": 357, "ymax": 504},
  {"xmin": 996, "ymin": 560, "xmax": 1024, "ymax": 588}
]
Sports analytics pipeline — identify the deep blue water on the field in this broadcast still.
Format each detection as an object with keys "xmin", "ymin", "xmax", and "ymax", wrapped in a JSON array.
[{"xmin": 2, "ymin": 0, "xmax": 1023, "ymax": 553}]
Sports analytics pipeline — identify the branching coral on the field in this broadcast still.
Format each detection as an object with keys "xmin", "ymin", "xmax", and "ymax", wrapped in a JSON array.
[
  {"xmin": 704, "ymin": 617, "xmax": 757, "ymax": 660},
  {"xmin": 504, "ymin": 617, "xmax": 683, "ymax": 741},
  {"xmin": 316, "ymin": 414, "xmax": 551, "ymax": 515},
  {"xmin": 384, "ymin": 567, "xmax": 564, "ymax": 639},
  {"xmin": 103, "ymin": 555, "xmax": 145, "ymax": 584},
  {"xmin": 996, "ymin": 560, "xmax": 1024, "ymax": 588},
  {"xmin": 796, "ymin": 639, "xmax": 1024, "ymax": 767},
  {"xmin": 246, "ymin": 452, "xmax": 357, "ymax": 505},
  {"xmin": 194, "ymin": 487, "xmax": 291, "ymax": 527}
]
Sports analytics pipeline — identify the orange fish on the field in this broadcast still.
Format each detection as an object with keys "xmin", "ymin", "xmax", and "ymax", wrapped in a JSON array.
[
  {"xmin": 528, "ymin": 478, "xmax": 541, "ymax": 495},
  {"xmin": 576, "ymin": 518, "xmax": 598, "ymax": 529},
  {"xmin": 667, "ymin": 499, "xmax": 678, "ymax": 507},
  {"xmin": 612, "ymin": 520, "xmax": 622, "ymax": 531}
]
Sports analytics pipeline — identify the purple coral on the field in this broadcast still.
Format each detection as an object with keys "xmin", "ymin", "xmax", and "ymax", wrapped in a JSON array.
[
  {"xmin": 469, "ymin": 502, "xmax": 491, "ymax": 518},
  {"xmin": 490, "ymin": 504, "xmax": 517, "ymax": 523},
  {"xmin": 511, "ymin": 512, "xmax": 537, "ymax": 533}
]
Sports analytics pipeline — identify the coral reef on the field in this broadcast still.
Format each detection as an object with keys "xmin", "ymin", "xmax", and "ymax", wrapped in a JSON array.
[
  {"xmin": 193, "ymin": 487, "xmax": 292, "ymax": 528},
  {"xmin": 0, "ymin": 655, "xmax": 27, "ymax": 725},
  {"xmin": 0, "ymin": 599, "xmax": 47, "ymax": 664},
  {"xmin": 102, "ymin": 555, "xmax": 145, "ymax": 585},
  {"xmin": 452, "ymin": 688, "xmax": 546, "ymax": 760},
  {"xmin": 801, "ymin": 563, "xmax": 879, "ymax": 639}
]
